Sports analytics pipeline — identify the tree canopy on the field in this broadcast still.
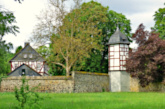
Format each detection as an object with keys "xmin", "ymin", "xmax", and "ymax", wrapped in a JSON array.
[
  {"xmin": 30, "ymin": 0, "xmax": 131, "ymax": 75},
  {"xmin": 0, "ymin": 8, "xmax": 19, "ymax": 42},
  {"xmin": 126, "ymin": 24, "xmax": 165, "ymax": 87},
  {"xmin": 0, "ymin": 41, "xmax": 14, "ymax": 75},
  {"xmin": 153, "ymin": 4, "xmax": 165, "ymax": 39},
  {"xmin": 49, "ymin": 1, "xmax": 108, "ymax": 76},
  {"xmin": 0, "ymin": 5, "xmax": 19, "ymax": 75}
]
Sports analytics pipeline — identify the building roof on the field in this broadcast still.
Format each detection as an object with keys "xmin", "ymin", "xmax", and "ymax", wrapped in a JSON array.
[
  {"xmin": 107, "ymin": 27, "xmax": 130, "ymax": 45},
  {"xmin": 7, "ymin": 64, "xmax": 42, "ymax": 76},
  {"xmin": 9, "ymin": 43, "xmax": 45, "ymax": 62}
]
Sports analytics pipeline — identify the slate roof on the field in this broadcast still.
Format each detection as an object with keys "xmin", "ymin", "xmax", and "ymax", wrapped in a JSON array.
[
  {"xmin": 107, "ymin": 27, "xmax": 130, "ymax": 45},
  {"xmin": 7, "ymin": 64, "xmax": 42, "ymax": 76},
  {"xmin": 9, "ymin": 43, "xmax": 45, "ymax": 62}
]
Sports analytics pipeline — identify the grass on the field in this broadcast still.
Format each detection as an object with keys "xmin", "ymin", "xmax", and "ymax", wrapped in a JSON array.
[{"xmin": 0, "ymin": 92, "xmax": 165, "ymax": 109}]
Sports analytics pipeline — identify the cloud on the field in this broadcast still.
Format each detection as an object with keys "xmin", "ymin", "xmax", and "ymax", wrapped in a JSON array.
[
  {"xmin": 99, "ymin": 0, "xmax": 164, "ymax": 14},
  {"xmin": 1, "ymin": 0, "xmax": 165, "ymax": 52}
]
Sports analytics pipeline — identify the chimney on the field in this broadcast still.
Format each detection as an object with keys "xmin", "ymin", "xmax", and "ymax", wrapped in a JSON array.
[{"xmin": 24, "ymin": 42, "xmax": 30, "ymax": 47}]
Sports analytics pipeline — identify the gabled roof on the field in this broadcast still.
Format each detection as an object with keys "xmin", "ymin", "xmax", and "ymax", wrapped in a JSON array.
[
  {"xmin": 107, "ymin": 27, "xmax": 130, "ymax": 45},
  {"xmin": 9, "ymin": 43, "xmax": 45, "ymax": 62},
  {"xmin": 7, "ymin": 63, "xmax": 42, "ymax": 76}
]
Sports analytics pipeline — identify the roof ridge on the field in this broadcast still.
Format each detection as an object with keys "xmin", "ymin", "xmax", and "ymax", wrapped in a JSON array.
[{"xmin": 9, "ymin": 44, "xmax": 29, "ymax": 62}]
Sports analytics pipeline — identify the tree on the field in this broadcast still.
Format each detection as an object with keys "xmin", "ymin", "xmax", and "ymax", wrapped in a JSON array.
[
  {"xmin": 80, "ymin": 10, "xmax": 131, "ymax": 73},
  {"xmin": 49, "ymin": 1, "xmax": 108, "ymax": 76},
  {"xmin": 29, "ymin": 0, "xmax": 68, "ymax": 46},
  {"xmin": 30, "ymin": 0, "xmax": 131, "ymax": 75},
  {"xmin": 14, "ymin": 0, "xmax": 24, "ymax": 3},
  {"xmin": 126, "ymin": 24, "xmax": 165, "ymax": 87},
  {"xmin": 0, "ymin": 7, "xmax": 19, "ymax": 42},
  {"xmin": 15, "ymin": 45, "xmax": 22, "ymax": 54},
  {"xmin": 36, "ymin": 46, "xmax": 50, "ymax": 59},
  {"xmin": 0, "ymin": 0, "xmax": 19, "ymax": 75},
  {"xmin": 153, "ymin": 4, "xmax": 165, "ymax": 39},
  {"xmin": 0, "ymin": 41, "xmax": 14, "ymax": 75}
]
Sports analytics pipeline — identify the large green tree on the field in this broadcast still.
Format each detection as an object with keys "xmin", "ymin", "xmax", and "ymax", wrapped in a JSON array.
[
  {"xmin": 153, "ymin": 4, "xmax": 165, "ymax": 39},
  {"xmin": 79, "ymin": 10, "xmax": 131, "ymax": 73},
  {"xmin": 50, "ymin": 1, "xmax": 108, "ymax": 76},
  {"xmin": 0, "ymin": 5, "xmax": 19, "ymax": 75},
  {"xmin": 30, "ymin": 0, "xmax": 131, "ymax": 75}
]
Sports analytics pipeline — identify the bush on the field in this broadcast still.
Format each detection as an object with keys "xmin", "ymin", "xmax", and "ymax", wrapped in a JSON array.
[{"xmin": 14, "ymin": 77, "xmax": 42, "ymax": 109}]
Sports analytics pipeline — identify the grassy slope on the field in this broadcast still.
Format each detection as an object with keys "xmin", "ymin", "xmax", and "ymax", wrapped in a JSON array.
[{"xmin": 0, "ymin": 92, "xmax": 165, "ymax": 109}]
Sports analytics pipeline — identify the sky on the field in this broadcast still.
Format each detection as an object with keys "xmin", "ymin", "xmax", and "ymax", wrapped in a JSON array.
[{"xmin": 1, "ymin": 0, "xmax": 165, "ymax": 52}]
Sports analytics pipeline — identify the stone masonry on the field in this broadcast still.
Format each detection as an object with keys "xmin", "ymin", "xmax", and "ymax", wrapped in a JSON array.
[
  {"xmin": 0, "ymin": 71, "xmax": 109, "ymax": 93},
  {"xmin": 0, "ymin": 71, "xmax": 164, "ymax": 93}
]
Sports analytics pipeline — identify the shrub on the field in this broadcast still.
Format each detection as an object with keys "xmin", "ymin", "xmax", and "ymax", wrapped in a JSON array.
[{"xmin": 14, "ymin": 77, "xmax": 42, "ymax": 109}]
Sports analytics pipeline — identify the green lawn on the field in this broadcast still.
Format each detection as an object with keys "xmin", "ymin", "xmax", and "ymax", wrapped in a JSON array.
[{"xmin": 0, "ymin": 92, "xmax": 165, "ymax": 109}]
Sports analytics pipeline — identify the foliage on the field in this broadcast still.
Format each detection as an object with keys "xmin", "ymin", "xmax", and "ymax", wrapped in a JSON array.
[
  {"xmin": 14, "ymin": 77, "xmax": 42, "ymax": 109},
  {"xmin": 0, "ymin": 41, "xmax": 14, "ymax": 75},
  {"xmin": 0, "ymin": 7, "xmax": 19, "ymax": 41},
  {"xmin": 50, "ymin": 1, "xmax": 108, "ymax": 76},
  {"xmin": 1, "ymin": 92, "xmax": 165, "ymax": 109},
  {"xmin": 15, "ymin": 0, "xmax": 24, "ymax": 3},
  {"xmin": 126, "ymin": 24, "xmax": 165, "ymax": 87},
  {"xmin": 153, "ymin": 4, "xmax": 165, "ymax": 39},
  {"xmin": 15, "ymin": 45, "xmax": 23, "ymax": 54},
  {"xmin": 48, "ymin": 63, "xmax": 66, "ymax": 76},
  {"xmin": 79, "ymin": 9, "xmax": 131, "ymax": 73},
  {"xmin": 30, "ymin": 0, "xmax": 131, "ymax": 75},
  {"xmin": 36, "ymin": 46, "xmax": 50, "ymax": 59}
]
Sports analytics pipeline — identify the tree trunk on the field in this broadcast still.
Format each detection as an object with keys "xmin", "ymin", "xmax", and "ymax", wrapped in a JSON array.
[{"xmin": 66, "ymin": 67, "xmax": 70, "ymax": 76}]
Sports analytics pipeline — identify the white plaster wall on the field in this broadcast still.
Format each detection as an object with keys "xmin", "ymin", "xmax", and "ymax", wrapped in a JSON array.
[
  {"xmin": 120, "ymin": 71, "xmax": 130, "ymax": 91},
  {"xmin": 109, "ymin": 71, "xmax": 130, "ymax": 92},
  {"xmin": 109, "ymin": 71, "xmax": 121, "ymax": 92},
  {"xmin": 11, "ymin": 61, "xmax": 44, "ymax": 72}
]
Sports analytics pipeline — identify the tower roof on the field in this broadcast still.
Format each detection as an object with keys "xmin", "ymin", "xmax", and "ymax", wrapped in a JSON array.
[{"xmin": 107, "ymin": 27, "xmax": 130, "ymax": 45}]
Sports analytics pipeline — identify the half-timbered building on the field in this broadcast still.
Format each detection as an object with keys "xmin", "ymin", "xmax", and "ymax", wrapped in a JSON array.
[{"xmin": 8, "ymin": 42, "xmax": 48, "ymax": 76}]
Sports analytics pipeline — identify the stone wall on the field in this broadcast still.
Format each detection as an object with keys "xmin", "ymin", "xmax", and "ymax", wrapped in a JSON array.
[
  {"xmin": 0, "ymin": 76, "xmax": 74, "ymax": 93},
  {"xmin": 1, "ymin": 72, "xmax": 164, "ymax": 93},
  {"xmin": 0, "ymin": 71, "xmax": 110, "ymax": 93},
  {"xmin": 130, "ymin": 77, "xmax": 140, "ymax": 92},
  {"xmin": 130, "ymin": 77, "xmax": 165, "ymax": 92},
  {"xmin": 73, "ymin": 71, "xmax": 109, "ymax": 92}
]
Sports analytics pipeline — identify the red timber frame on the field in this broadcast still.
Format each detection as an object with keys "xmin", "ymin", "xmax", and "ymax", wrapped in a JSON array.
[
  {"xmin": 108, "ymin": 44, "xmax": 129, "ymax": 71},
  {"xmin": 10, "ymin": 61, "xmax": 46, "ymax": 74}
]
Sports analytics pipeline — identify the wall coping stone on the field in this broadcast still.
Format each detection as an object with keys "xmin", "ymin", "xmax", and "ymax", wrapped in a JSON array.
[
  {"xmin": 74, "ymin": 71, "xmax": 109, "ymax": 76},
  {"xmin": 2, "ymin": 76, "xmax": 73, "ymax": 80}
]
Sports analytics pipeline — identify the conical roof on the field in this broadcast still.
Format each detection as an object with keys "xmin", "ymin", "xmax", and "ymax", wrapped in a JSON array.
[{"xmin": 107, "ymin": 27, "xmax": 130, "ymax": 45}]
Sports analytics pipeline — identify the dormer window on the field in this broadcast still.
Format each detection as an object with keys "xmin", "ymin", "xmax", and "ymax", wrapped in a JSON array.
[
  {"xmin": 24, "ymin": 54, "xmax": 27, "ymax": 58},
  {"xmin": 29, "ymin": 54, "xmax": 33, "ymax": 58}
]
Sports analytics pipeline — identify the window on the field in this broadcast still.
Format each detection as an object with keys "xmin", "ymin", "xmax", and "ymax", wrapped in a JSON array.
[
  {"xmin": 21, "ymin": 69, "xmax": 26, "ymax": 76},
  {"xmin": 23, "ymin": 54, "xmax": 27, "ymax": 58},
  {"xmin": 29, "ymin": 54, "xmax": 33, "ymax": 58},
  {"xmin": 15, "ymin": 64, "xmax": 18, "ymax": 68}
]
